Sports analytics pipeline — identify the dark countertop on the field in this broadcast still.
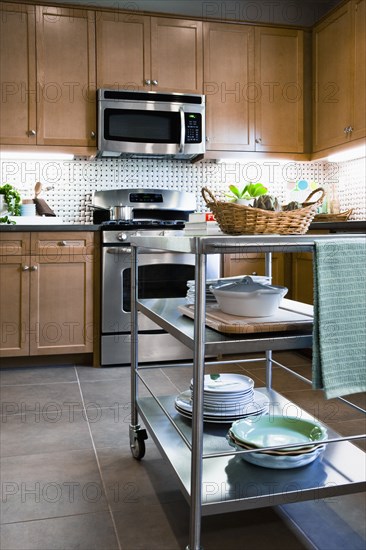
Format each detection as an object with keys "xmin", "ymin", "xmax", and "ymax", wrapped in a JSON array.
[
  {"xmin": 309, "ymin": 220, "xmax": 366, "ymax": 232},
  {"xmin": 0, "ymin": 224, "xmax": 100, "ymax": 232},
  {"xmin": 0, "ymin": 221, "xmax": 365, "ymax": 233}
]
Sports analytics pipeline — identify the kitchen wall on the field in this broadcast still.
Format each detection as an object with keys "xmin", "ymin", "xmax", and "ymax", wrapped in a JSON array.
[{"xmin": 1, "ymin": 156, "xmax": 365, "ymax": 223}]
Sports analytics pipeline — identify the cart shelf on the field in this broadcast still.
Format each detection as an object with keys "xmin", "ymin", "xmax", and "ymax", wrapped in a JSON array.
[
  {"xmin": 136, "ymin": 388, "xmax": 365, "ymax": 516},
  {"xmin": 138, "ymin": 297, "xmax": 313, "ymax": 354}
]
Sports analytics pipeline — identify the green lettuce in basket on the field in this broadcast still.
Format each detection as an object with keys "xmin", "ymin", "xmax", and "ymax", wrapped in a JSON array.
[{"xmin": 225, "ymin": 183, "xmax": 268, "ymax": 202}]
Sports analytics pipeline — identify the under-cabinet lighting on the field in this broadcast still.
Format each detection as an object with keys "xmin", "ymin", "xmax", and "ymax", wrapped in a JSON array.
[
  {"xmin": 0, "ymin": 152, "xmax": 75, "ymax": 160},
  {"xmin": 216, "ymin": 158, "xmax": 290, "ymax": 164},
  {"xmin": 327, "ymin": 145, "xmax": 366, "ymax": 162}
]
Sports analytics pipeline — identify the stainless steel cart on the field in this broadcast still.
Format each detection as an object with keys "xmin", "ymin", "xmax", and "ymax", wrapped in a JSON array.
[{"xmin": 129, "ymin": 234, "xmax": 366, "ymax": 550}]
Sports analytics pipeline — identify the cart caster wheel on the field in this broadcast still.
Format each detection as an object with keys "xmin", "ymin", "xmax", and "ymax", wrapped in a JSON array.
[{"xmin": 130, "ymin": 429, "xmax": 148, "ymax": 460}]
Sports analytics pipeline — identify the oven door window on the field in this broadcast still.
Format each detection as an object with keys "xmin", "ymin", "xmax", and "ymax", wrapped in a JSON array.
[
  {"xmin": 105, "ymin": 109, "xmax": 180, "ymax": 144},
  {"xmin": 123, "ymin": 263, "xmax": 194, "ymax": 312}
]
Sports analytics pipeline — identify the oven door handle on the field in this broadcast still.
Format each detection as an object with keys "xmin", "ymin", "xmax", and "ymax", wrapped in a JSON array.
[{"xmin": 106, "ymin": 247, "xmax": 167, "ymax": 255}]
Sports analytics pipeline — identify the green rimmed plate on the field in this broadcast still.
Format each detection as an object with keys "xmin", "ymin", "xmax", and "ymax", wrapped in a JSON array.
[{"xmin": 230, "ymin": 415, "xmax": 327, "ymax": 451}]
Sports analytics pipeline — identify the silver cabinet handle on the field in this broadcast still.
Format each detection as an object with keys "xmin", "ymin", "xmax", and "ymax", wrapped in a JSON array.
[
  {"xmin": 144, "ymin": 79, "xmax": 151, "ymax": 86},
  {"xmin": 152, "ymin": 80, "xmax": 158, "ymax": 86},
  {"xmin": 348, "ymin": 126, "xmax": 353, "ymax": 133},
  {"xmin": 90, "ymin": 131, "xmax": 96, "ymax": 139},
  {"xmin": 179, "ymin": 106, "xmax": 185, "ymax": 154},
  {"xmin": 30, "ymin": 265, "xmax": 38, "ymax": 271},
  {"xmin": 22, "ymin": 265, "xmax": 30, "ymax": 271},
  {"xmin": 27, "ymin": 130, "xmax": 36, "ymax": 136},
  {"xmin": 255, "ymin": 137, "xmax": 262, "ymax": 144},
  {"xmin": 206, "ymin": 136, "xmax": 210, "ymax": 142}
]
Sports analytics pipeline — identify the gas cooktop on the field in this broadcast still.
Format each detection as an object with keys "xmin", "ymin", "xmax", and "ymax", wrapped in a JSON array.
[{"xmin": 101, "ymin": 219, "xmax": 186, "ymax": 229}]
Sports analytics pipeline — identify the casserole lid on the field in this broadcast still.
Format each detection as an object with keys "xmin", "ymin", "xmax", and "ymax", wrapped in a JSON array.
[{"xmin": 211, "ymin": 276, "xmax": 285, "ymax": 294}]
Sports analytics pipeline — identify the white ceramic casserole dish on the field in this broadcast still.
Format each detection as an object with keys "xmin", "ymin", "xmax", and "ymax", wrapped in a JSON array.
[{"xmin": 210, "ymin": 276, "xmax": 288, "ymax": 317}]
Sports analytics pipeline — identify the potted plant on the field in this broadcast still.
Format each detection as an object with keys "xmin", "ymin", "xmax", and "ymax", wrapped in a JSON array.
[
  {"xmin": 0, "ymin": 183, "xmax": 21, "ymax": 224},
  {"xmin": 225, "ymin": 183, "xmax": 268, "ymax": 205}
]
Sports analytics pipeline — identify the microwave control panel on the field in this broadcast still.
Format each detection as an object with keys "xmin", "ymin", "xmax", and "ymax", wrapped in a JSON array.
[{"xmin": 185, "ymin": 113, "xmax": 202, "ymax": 143}]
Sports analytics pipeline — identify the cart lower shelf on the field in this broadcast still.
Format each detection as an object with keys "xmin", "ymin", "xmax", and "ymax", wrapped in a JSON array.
[{"xmin": 137, "ymin": 388, "xmax": 365, "ymax": 516}]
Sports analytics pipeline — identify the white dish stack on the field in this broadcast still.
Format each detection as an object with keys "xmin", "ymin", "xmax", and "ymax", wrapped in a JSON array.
[{"xmin": 174, "ymin": 373, "xmax": 269, "ymax": 423}]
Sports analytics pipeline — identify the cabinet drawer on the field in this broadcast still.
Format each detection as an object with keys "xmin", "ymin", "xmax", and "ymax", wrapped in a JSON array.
[
  {"xmin": 0, "ymin": 233, "xmax": 30, "ymax": 255},
  {"xmin": 31, "ymin": 232, "xmax": 94, "ymax": 257}
]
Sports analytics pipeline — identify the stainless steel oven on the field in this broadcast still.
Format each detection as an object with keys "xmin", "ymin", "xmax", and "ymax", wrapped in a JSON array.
[{"xmin": 96, "ymin": 189, "xmax": 220, "ymax": 366}]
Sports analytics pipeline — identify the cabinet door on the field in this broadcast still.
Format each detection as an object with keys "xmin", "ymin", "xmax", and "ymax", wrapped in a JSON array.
[
  {"xmin": 313, "ymin": 2, "xmax": 353, "ymax": 151},
  {"xmin": 0, "ymin": 255, "xmax": 30, "ymax": 356},
  {"xmin": 0, "ymin": 3, "xmax": 36, "ymax": 145},
  {"xmin": 96, "ymin": 12, "xmax": 150, "ymax": 91},
  {"xmin": 150, "ymin": 17, "xmax": 203, "ymax": 93},
  {"xmin": 36, "ymin": 6, "xmax": 96, "ymax": 146},
  {"xmin": 352, "ymin": 0, "xmax": 366, "ymax": 141},
  {"xmin": 29, "ymin": 255, "xmax": 93, "ymax": 355},
  {"xmin": 254, "ymin": 27, "xmax": 304, "ymax": 153},
  {"xmin": 204, "ymin": 23, "xmax": 254, "ymax": 151},
  {"xmin": 292, "ymin": 253, "xmax": 313, "ymax": 305},
  {"xmin": 222, "ymin": 253, "xmax": 285, "ymax": 286}
]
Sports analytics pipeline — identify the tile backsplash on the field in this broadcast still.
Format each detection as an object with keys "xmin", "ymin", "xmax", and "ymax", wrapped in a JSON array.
[{"xmin": 1, "ymin": 156, "xmax": 365, "ymax": 223}]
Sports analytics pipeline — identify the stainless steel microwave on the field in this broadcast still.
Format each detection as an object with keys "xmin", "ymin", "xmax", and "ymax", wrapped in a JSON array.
[{"xmin": 97, "ymin": 89, "xmax": 206, "ymax": 161}]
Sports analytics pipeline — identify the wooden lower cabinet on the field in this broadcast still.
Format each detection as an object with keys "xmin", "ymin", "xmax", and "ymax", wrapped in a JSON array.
[
  {"xmin": 222, "ymin": 253, "xmax": 285, "ymax": 286},
  {"xmin": 291, "ymin": 252, "xmax": 313, "ymax": 305},
  {"xmin": 0, "ymin": 231, "xmax": 94, "ymax": 358},
  {"xmin": 0, "ymin": 254, "xmax": 30, "ymax": 356}
]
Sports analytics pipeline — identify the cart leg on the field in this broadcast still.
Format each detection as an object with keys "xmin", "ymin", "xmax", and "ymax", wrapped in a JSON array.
[
  {"xmin": 188, "ymin": 250, "xmax": 206, "ymax": 550},
  {"xmin": 264, "ymin": 252, "xmax": 273, "ymax": 390},
  {"xmin": 266, "ymin": 349, "xmax": 273, "ymax": 389},
  {"xmin": 129, "ymin": 244, "xmax": 148, "ymax": 460}
]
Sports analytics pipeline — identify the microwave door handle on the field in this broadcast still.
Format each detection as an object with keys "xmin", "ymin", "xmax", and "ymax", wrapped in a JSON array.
[{"xmin": 179, "ymin": 107, "xmax": 185, "ymax": 154}]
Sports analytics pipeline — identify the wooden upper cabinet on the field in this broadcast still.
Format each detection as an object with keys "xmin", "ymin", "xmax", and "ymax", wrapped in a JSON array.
[
  {"xmin": 96, "ymin": 12, "xmax": 150, "ymax": 90},
  {"xmin": 150, "ymin": 17, "xmax": 203, "ymax": 93},
  {"xmin": 313, "ymin": 0, "xmax": 365, "ymax": 152},
  {"xmin": 36, "ymin": 5, "xmax": 96, "ymax": 146},
  {"xmin": 352, "ymin": 0, "xmax": 366, "ymax": 141},
  {"xmin": 96, "ymin": 14, "xmax": 202, "ymax": 93},
  {"xmin": 0, "ymin": 3, "xmax": 36, "ymax": 145},
  {"xmin": 204, "ymin": 23, "xmax": 255, "ymax": 151},
  {"xmin": 203, "ymin": 22, "xmax": 304, "ymax": 153},
  {"xmin": 313, "ymin": 2, "xmax": 353, "ymax": 151},
  {"xmin": 254, "ymin": 27, "xmax": 304, "ymax": 153}
]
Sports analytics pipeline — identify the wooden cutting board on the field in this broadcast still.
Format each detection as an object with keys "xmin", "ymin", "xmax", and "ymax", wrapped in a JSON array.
[{"xmin": 178, "ymin": 299, "xmax": 313, "ymax": 334}]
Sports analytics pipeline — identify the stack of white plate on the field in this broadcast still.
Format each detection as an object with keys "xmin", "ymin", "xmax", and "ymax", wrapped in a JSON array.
[
  {"xmin": 227, "ymin": 415, "xmax": 327, "ymax": 469},
  {"xmin": 186, "ymin": 279, "xmax": 218, "ymax": 305},
  {"xmin": 174, "ymin": 373, "xmax": 269, "ymax": 423},
  {"xmin": 185, "ymin": 275, "xmax": 271, "ymax": 305}
]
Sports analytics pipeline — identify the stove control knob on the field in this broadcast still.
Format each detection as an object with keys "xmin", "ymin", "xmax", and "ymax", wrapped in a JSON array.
[{"xmin": 117, "ymin": 233, "xmax": 128, "ymax": 241}]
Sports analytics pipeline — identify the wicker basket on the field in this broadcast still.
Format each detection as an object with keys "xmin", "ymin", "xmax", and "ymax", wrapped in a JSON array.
[
  {"xmin": 202, "ymin": 187, "xmax": 325, "ymax": 235},
  {"xmin": 313, "ymin": 209, "xmax": 353, "ymax": 222}
]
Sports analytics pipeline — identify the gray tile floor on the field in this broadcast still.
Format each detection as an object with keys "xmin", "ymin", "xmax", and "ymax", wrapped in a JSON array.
[{"xmin": 1, "ymin": 352, "xmax": 365, "ymax": 550}]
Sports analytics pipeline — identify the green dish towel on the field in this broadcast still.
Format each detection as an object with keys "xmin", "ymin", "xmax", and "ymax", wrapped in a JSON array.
[{"xmin": 313, "ymin": 238, "xmax": 366, "ymax": 399}]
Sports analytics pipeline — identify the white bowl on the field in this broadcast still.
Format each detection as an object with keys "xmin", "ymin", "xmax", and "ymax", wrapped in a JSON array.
[{"xmin": 210, "ymin": 276, "xmax": 287, "ymax": 317}]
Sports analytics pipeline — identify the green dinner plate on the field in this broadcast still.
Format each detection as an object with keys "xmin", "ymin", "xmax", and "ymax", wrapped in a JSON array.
[{"xmin": 230, "ymin": 415, "xmax": 327, "ymax": 450}]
